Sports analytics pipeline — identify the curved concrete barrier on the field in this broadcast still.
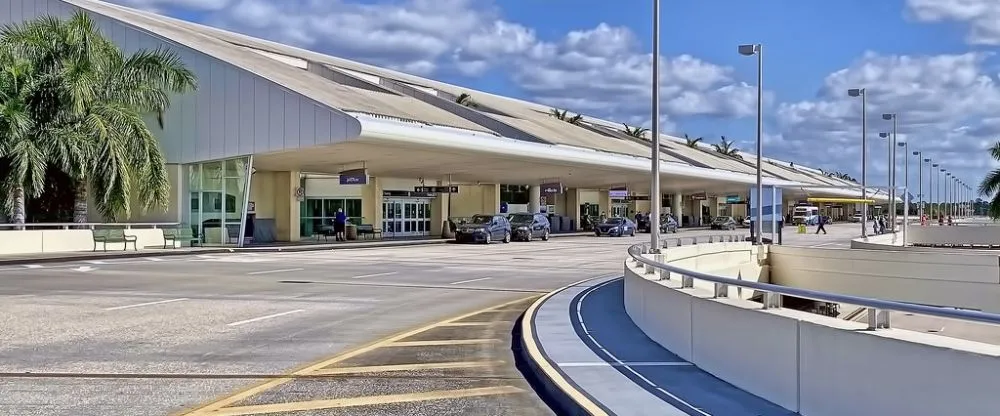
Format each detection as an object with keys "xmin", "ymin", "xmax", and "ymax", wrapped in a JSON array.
[
  {"xmin": 625, "ymin": 242, "xmax": 1000, "ymax": 416},
  {"xmin": 769, "ymin": 245, "xmax": 1000, "ymax": 312}
]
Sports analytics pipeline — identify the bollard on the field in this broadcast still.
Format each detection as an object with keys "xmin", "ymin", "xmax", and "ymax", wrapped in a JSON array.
[
  {"xmin": 762, "ymin": 292, "xmax": 782, "ymax": 309},
  {"xmin": 866, "ymin": 308, "xmax": 891, "ymax": 330},
  {"xmin": 713, "ymin": 282, "xmax": 729, "ymax": 298},
  {"xmin": 681, "ymin": 274, "xmax": 694, "ymax": 288}
]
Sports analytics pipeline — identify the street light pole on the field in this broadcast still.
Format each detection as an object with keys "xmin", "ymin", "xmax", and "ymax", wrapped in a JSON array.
[
  {"xmin": 849, "ymin": 88, "xmax": 867, "ymax": 238},
  {"xmin": 882, "ymin": 113, "xmax": 898, "ymax": 228},
  {"xmin": 649, "ymin": 0, "xmax": 662, "ymax": 252},
  {"xmin": 945, "ymin": 172, "xmax": 951, "ymax": 220},
  {"xmin": 939, "ymin": 168, "xmax": 945, "ymax": 220},
  {"xmin": 916, "ymin": 152, "xmax": 924, "ymax": 219},
  {"xmin": 739, "ymin": 43, "xmax": 763, "ymax": 245},
  {"xmin": 930, "ymin": 162, "xmax": 937, "ymax": 218},
  {"xmin": 899, "ymin": 141, "xmax": 908, "ymax": 241}
]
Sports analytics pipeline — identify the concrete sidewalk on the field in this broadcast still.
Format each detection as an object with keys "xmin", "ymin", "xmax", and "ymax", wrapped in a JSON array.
[
  {"xmin": 520, "ymin": 276, "xmax": 796, "ymax": 416},
  {"xmin": 0, "ymin": 231, "xmax": 594, "ymax": 266}
]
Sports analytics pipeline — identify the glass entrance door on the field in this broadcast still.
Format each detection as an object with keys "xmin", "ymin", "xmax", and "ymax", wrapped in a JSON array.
[{"xmin": 382, "ymin": 198, "xmax": 432, "ymax": 238}]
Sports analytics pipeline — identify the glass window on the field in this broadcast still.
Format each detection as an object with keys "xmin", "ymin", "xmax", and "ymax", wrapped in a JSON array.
[
  {"xmin": 188, "ymin": 165, "xmax": 202, "ymax": 191},
  {"xmin": 323, "ymin": 199, "xmax": 344, "ymax": 217},
  {"xmin": 500, "ymin": 184, "xmax": 530, "ymax": 204},
  {"xmin": 299, "ymin": 198, "xmax": 364, "ymax": 235},
  {"xmin": 203, "ymin": 161, "xmax": 223, "ymax": 190}
]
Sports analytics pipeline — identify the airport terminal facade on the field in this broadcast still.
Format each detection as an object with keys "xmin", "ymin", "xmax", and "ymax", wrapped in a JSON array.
[{"xmin": 2, "ymin": 0, "xmax": 888, "ymax": 245}]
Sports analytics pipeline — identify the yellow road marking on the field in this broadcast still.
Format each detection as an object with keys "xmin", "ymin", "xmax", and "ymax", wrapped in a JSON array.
[
  {"xmin": 389, "ymin": 338, "xmax": 502, "ymax": 347},
  {"xmin": 488, "ymin": 308, "xmax": 529, "ymax": 313},
  {"xmin": 201, "ymin": 386, "xmax": 524, "ymax": 416},
  {"xmin": 438, "ymin": 321, "xmax": 500, "ymax": 327},
  {"xmin": 521, "ymin": 278, "xmax": 610, "ymax": 416},
  {"xmin": 312, "ymin": 360, "xmax": 503, "ymax": 375},
  {"xmin": 178, "ymin": 296, "xmax": 537, "ymax": 415}
]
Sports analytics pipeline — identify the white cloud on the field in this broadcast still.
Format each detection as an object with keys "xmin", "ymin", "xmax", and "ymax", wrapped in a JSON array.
[
  {"xmin": 108, "ymin": 0, "xmax": 757, "ymax": 125},
  {"xmin": 776, "ymin": 51, "xmax": 1000, "ymax": 189},
  {"xmin": 907, "ymin": 0, "xmax": 1000, "ymax": 45}
]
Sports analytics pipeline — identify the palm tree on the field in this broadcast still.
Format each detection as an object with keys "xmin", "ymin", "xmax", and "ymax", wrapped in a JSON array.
[
  {"xmin": 712, "ymin": 136, "xmax": 741, "ymax": 159},
  {"xmin": 455, "ymin": 93, "xmax": 477, "ymax": 108},
  {"xmin": 623, "ymin": 124, "xmax": 648, "ymax": 139},
  {"xmin": 977, "ymin": 141, "xmax": 1000, "ymax": 219},
  {"xmin": 549, "ymin": 108, "xmax": 583, "ymax": 125},
  {"xmin": 684, "ymin": 134, "xmax": 702, "ymax": 148},
  {"xmin": 3, "ymin": 12, "xmax": 197, "ymax": 222},
  {"xmin": 0, "ymin": 51, "xmax": 44, "ymax": 227}
]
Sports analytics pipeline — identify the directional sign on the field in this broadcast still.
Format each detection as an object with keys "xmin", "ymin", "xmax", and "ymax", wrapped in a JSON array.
[
  {"xmin": 414, "ymin": 186, "xmax": 459, "ymax": 193},
  {"xmin": 539, "ymin": 182, "xmax": 563, "ymax": 197}
]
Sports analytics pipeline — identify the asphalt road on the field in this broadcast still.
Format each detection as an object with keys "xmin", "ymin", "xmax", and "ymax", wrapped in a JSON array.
[{"xmin": 0, "ymin": 229, "xmax": 750, "ymax": 416}]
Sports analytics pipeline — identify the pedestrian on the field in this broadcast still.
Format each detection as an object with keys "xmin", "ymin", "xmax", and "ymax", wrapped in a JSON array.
[
  {"xmin": 816, "ymin": 215, "xmax": 827, "ymax": 234},
  {"xmin": 334, "ymin": 208, "xmax": 347, "ymax": 241}
]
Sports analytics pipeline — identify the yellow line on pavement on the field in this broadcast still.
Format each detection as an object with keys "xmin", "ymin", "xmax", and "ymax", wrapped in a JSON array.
[
  {"xmin": 438, "ymin": 321, "xmax": 501, "ymax": 327},
  {"xmin": 200, "ymin": 386, "xmax": 524, "ymax": 416},
  {"xmin": 312, "ymin": 360, "xmax": 503, "ymax": 375},
  {"xmin": 177, "ymin": 296, "xmax": 537, "ymax": 415},
  {"xmin": 388, "ymin": 339, "xmax": 501, "ymax": 347}
]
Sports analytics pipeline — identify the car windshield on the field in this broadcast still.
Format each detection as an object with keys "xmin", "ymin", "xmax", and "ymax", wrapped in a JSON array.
[
  {"xmin": 602, "ymin": 218, "xmax": 624, "ymax": 225},
  {"xmin": 470, "ymin": 215, "xmax": 493, "ymax": 224},
  {"xmin": 713, "ymin": 217, "xmax": 731, "ymax": 224},
  {"xmin": 509, "ymin": 214, "xmax": 533, "ymax": 224}
]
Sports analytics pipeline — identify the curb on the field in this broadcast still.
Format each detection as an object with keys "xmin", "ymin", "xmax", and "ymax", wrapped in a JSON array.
[
  {"xmin": 516, "ymin": 277, "xmax": 610, "ymax": 416},
  {"xmin": 0, "ymin": 231, "xmax": 594, "ymax": 266}
]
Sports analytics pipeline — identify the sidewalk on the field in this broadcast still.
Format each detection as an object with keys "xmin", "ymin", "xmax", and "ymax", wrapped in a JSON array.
[
  {"xmin": 520, "ymin": 276, "xmax": 796, "ymax": 416},
  {"xmin": 0, "ymin": 231, "xmax": 594, "ymax": 266}
]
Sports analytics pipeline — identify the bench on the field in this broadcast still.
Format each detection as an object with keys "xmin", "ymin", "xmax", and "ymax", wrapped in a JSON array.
[
  {"xmin": 357, "ymin": 224, "xmax": 382, "ymax": 240},
  {"xmin": 92, "ymin": 229, "xmax": 138, "ymax": 252},
  {"xmin": 316, "ymin": 225, "xmax": 336, "ymax": 241},
  {"xmin": 162, "ymin": 227, "xmax": 199, "ymax": 248}
]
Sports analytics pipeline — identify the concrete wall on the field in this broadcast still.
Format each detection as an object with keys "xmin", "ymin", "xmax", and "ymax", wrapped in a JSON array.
[
  {"xmin": 769, "ymin": 245, "xmax": 1000, "ymax": 312},
  {"xmin": 624, "ymin": 242, "xmax": 1000, "ymax": 416},
  {"xmin": 909, "ymin": 225, "xmax": 1000, "ymax": 246},
  {"xmin": 0, "ymin": 228, "xmax": 175, "ymax": 254},
  {"xmin": 0, "ymin": 0, "xmax": 360, "ymax": 164}
]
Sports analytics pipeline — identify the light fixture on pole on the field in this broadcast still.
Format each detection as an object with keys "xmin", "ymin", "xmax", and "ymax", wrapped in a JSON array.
[
  {"xmin": 739, "ymin": 42, "xmax": 763, "ymax": 245},
  {"xmin": 848, "ymin": 88, "xmax": 867, "ymax": 238},
  {"xmin": 648, "ymin": 0, "xmax": 662, "ymax": 252},
  {"xmin": 879, "ymin": 132, "xmax": 894, "ymax": 227},
  {"xmin": 882, "ymin": 113, "xmax": 898, "ymax": 227}
]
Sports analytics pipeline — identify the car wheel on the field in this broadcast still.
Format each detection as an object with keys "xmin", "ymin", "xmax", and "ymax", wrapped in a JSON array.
[
  {"xmin": 630, "ymin": 229, "xmax": 635, "ymax": 237},
  {"xmin": 503, "ymin": 232, "xmax": 511, "ymax": 243},
  {"xmin": 525, "ymin": 232, "xmax": 532, "ymax": 242},
  {"xmin": 542, "ymin": 229, "xmax": 550, "ymax": 241},
  {"xmin": 484, "ymin": 233, "xmax": 491, "ymax": 244}
]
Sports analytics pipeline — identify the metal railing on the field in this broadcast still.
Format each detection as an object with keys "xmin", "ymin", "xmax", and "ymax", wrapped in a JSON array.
[
  {"xmin": 0, "ymin": 222, "xmax": 179, "ymax": 230},
  {"xmin": 627, "ymin": 240, "xmax": 1000, "ymax": 330}
]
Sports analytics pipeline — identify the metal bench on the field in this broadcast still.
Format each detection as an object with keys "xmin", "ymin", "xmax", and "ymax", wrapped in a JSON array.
[
  {"xmin": 162, "ymin": 227, "xmax": 198, "ymax": 248},
  {"xmin": 92, "ymin": 229, "xmax": 138, "ymax": 252},
  {"xmin": 357, "ymin": 224, "xmax": 382, "ymax": 240}
]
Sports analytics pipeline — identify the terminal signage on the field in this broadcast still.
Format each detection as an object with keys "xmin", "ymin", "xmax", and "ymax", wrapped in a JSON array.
[
  {"xmin": 384, "ymin": 190, "xmax": 436, "ymax": 198},
  {"xmin": 725, "ymin": 195, "xmax": 741, "ymax": 203},
  {"xmin": 691, "ymin": 192, "xmax": 707, "ymax": 200},
  {"xmin": 624, "ymin": 195, "xmax": 650, "ymax": 201},
  {"xmin": 609, "ymin": 186, "xmax": 628, "ymax": 199},
  {"xmin": 414, "ymin": 186, "xmax": 459, "ymax": 193},
  {"xmin": 540, "ymin": 182, "xmax": 563, "ymax": 197},
  {"xmin": 338, "ymin": 168, "xmax": 369, "ymax": 185}
]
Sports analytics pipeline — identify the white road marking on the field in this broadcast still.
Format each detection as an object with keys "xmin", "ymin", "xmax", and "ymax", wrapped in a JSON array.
[
  {"xmin": 809, "ymin": 241, "xmax": 847, "ymax": 248},
  {"xmin": 145, "ymin": 257, "xmax": 164, "ymax": 262},
  {"xmin": 22, "ymin": 264, "xmax": 44, "ymax": 269},
  {"xmin": 350, "ymin": 271, "xmax": 398, "ymax": 279},
  {"xmin": 449, "ymin": 277, "xmax": 492, "ymax": 285},
  {"xmin": 247, "ymin": 268, "xmax": 305, "ymax": 275},
  {"xmin": 558, "ymin": 362, "xmax": 693, "ymax": 367},
  {"xmin": 85, "ymin": 260, "xmax": 107, "ymax": 265},
  {"xmin": 227, "ymin": 309, "xmax": 305, "ymax": 327},
  {"xmin": 105, "ymin": 298, "xmax": 188, "ymax": 311},
  {"xmin": 72, "ymin": 266, "xmax": 96, "ymax": 272},
  {"xmin": 4, "ymin": 294, "xmax": 36, "ymax": 299}
]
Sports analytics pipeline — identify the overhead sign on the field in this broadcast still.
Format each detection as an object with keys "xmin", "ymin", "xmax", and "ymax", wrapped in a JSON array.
[
  {"xmin": 384, "ymin": 190, "xmax": 436, "ymax": 198},
  {"xmin": 609, "ymin": 186, "xmax": 628, "ymax": 199},
  {"xmin": 691, "ymin": 192, "xmax": 707, "ymax": 200},
  {"xmin": 338, "ymin": 168, "xmax": 369, "ymax": 185},
  {"xmin": 414, "ymin": 186, "xmax": 459, "ymax": 193},
  {"xmin": 540, "ymin": 182, "xmax": 563, "ymax": 197},
  {"xmin": 725, "ymin": 195, "xmax": 741, "ymax": 203},
  {"xmin": 624, "ymin": 195, "xmax": 650, "ymax": 201}
]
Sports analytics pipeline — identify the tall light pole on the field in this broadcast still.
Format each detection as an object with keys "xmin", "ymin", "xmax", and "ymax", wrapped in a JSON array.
[
  {"xmin": 915, "ymin": 152, "xmax": 924, "ymax": 218},
  {"xmin": 939, "ymin": 168, "xmax": 946, "ymax": 220},
  {"xmin": 898, "ymin": 141, "xmax": 909, "ymax": 241},
  {"xmin": 648, "ymin": 0, "xmax": 662, "ymax": 252},
  {"xmin": 930, "ymin": 162, "xmax": 938, "ymax": 218},
  {"xmin": 882, "ymin": 113, "xmax": 898, "ymax": 227},
  {"xmin": 739, "ymin": 43, "xmax": 763, "ymax": 245},
  {"xmin": 849, "ymin": 88, "xmax": 867, "ymax": 238}
]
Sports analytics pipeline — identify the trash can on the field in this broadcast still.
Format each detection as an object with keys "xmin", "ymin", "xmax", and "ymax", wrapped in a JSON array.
[{"xmin": 345, "ymin": 224, "xmax": 358, "ymax": 240}]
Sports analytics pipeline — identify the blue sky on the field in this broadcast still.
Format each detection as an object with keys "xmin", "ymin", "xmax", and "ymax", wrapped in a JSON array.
[{"xmin": 118, "ymin": 0, "xmax": 1000, "ymax": 198}]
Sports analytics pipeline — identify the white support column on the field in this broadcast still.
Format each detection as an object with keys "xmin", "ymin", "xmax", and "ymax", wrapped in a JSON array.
[{"xmin": 528, "ymin": 185, "xmax": 541, "ymax": 213}]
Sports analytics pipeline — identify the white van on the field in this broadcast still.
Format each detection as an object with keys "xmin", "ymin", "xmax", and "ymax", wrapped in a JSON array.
[{"xmin": 792, "ymin": 206, "xmax": 820, "ymax": 225}]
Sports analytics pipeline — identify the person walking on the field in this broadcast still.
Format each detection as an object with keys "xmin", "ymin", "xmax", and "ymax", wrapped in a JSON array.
[
  {"xmin": 334, "ymin": 208, "xmax": 348, "ymax": 241},
  {"xmin": 815, "ymin": 215, "xmax": 827, "ymax": 234}
]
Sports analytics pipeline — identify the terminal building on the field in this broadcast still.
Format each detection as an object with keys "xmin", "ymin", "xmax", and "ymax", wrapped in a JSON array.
[{"xmin": 2, "ymin": 0, "xmax": 894, "ymax": 245}]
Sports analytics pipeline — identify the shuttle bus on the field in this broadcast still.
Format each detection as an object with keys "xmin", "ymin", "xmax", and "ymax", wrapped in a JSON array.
[{"xmin": 792, "ymin": 205, "xmax": 820, "ymax": 225}]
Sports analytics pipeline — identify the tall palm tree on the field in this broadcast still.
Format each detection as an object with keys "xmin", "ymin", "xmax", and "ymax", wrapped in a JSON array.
[
  {"xmin": 684, "ymin": 134, "xmax": 702, "ymax": 148},
  {"xmin": 3, "ymin": 12, "xmax": 197, "ymax": 222},
  {"xmin": 623, "ymin": 124, "xmax": 647, "ymax": 138},
  {"xmin": 712, "ymin": 136, "xmax": 741, "ymax": 159},
  {"xmin": 455, "ymin": 93, "xmax": 477, "ymax": 108},
  {"xmin": 977, "ymin": 141, "xmax": 1000, "ymax": 219}
]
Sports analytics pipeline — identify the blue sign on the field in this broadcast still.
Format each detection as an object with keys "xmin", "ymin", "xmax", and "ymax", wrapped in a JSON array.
[
  {"xmin": 748, "ymin": 185, "xmax": 783, "ymax": 220},
  {"xmin": 339, "ymin": 169, "xmax": 368, "ymax": 185},
  {"xmin": 725, "ymin": 195, "xmax": 741, "ymax": 203}
]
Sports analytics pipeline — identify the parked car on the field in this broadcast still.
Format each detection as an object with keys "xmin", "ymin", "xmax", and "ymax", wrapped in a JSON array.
[
  {"xmin": 594, "ymin": 217, "xmax": 636, "ymax": 237},
  {"xmin": 710, "ymin": 216, "xmax": 737, "ymax": 231},
  {"xmin": 509, "ymin": 213, "xmax": 551, "ymax": 242},
  {"xmin": 851, "ymin": 214, "xmax": 863, "ymax": 223},
  {"xmin": 454, "ymin": 214, "xmax": 511, "ymax": 244},
  {"xmin": 637, "ymin": 215, "xmax": 678, "ymax": 233}
]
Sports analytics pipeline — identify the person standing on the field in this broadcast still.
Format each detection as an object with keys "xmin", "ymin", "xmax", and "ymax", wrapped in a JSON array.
[
  {"xmin": 815, "ymin": 215, "xmax": 827, "ymax": 234},
  {"xmin": 334, "ymin": 208, "xmax": 348, "ymax": 241}
]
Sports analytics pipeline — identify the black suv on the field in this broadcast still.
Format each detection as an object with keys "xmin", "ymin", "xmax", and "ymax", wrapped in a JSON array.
[
  {"xmin": 454, "ymin": 214, "xmax": 511, "ymax": 244},
  {"xmin": 509, "ymin": 213, "xmax": 551, "ymax": 242}
]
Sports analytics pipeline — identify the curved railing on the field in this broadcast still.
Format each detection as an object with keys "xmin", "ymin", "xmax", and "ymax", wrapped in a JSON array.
[{"xmin": 627, "ymin": 242, "xmax": 1000, "ymax": 329}]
